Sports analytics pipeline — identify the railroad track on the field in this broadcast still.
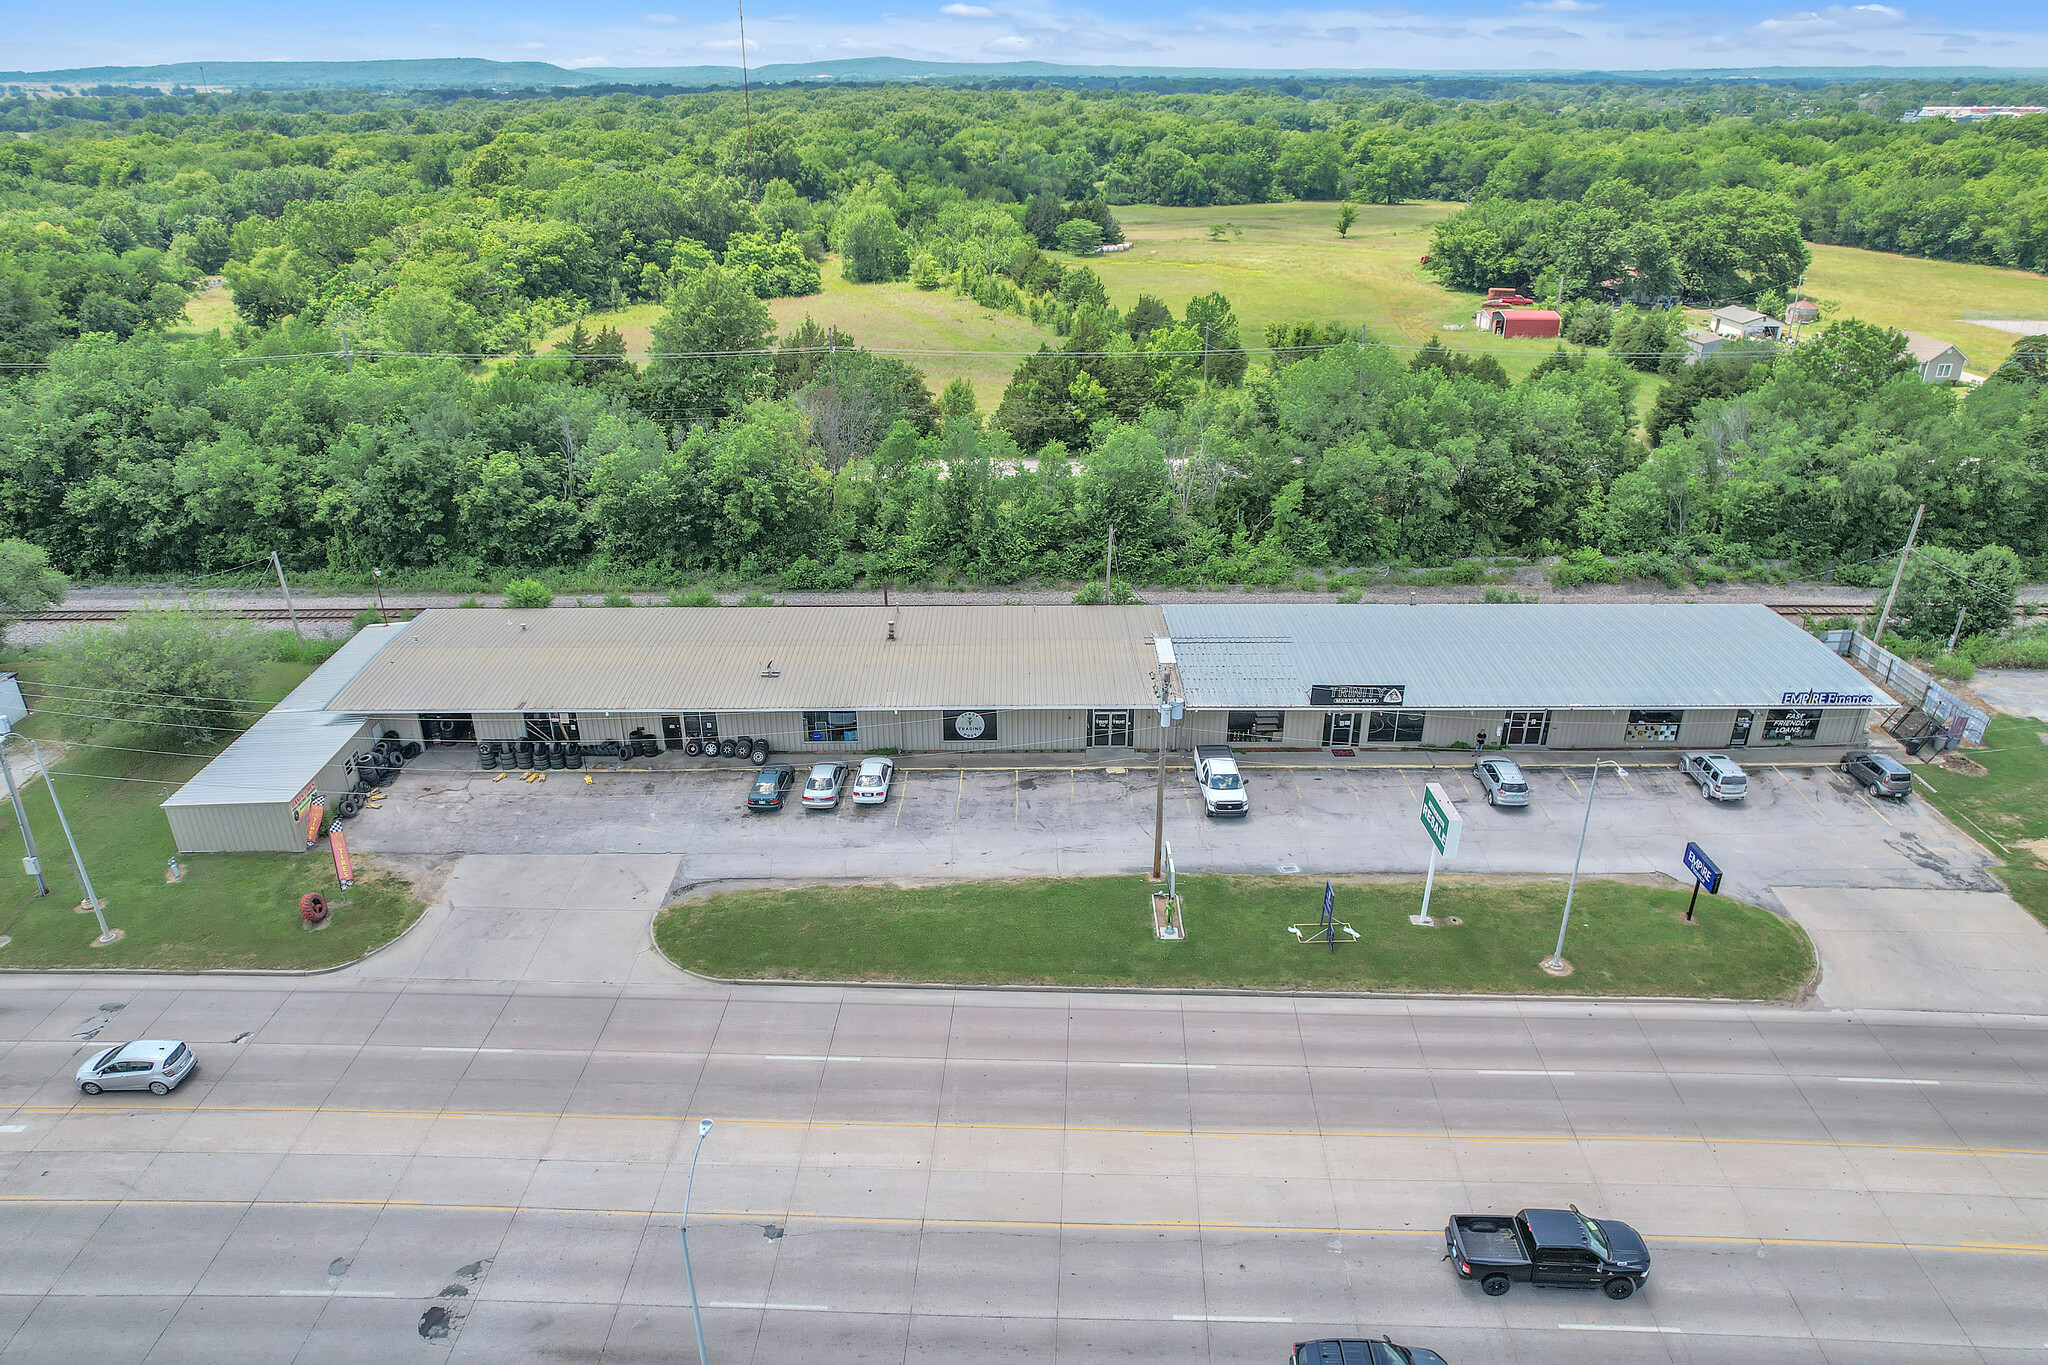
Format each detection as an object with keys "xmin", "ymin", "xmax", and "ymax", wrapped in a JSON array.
[{"xmin": 23, "ymin": 606, "xmax": 409, "ymax": 624}]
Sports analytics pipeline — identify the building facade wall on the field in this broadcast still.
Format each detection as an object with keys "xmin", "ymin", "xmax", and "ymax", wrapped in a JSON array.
[
  {"xmin": 166, "ymin": 801, "xmax": 301, "ymax": 854},
  {"xmin": 1181, "ymin": 704, "xmax": 1861, "ymax": 753}
]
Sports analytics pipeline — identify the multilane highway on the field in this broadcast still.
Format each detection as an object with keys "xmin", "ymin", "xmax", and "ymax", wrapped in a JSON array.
[{"xmin": 2, "ymin": 973, "xmax": 2043, "ymax": 1363}]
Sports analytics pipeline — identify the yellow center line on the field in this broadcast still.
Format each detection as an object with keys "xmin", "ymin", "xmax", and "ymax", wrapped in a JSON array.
[
  {"xmin": 953, "ymin": 768, "xmax": 964, "ymax": 827},
  {"xmin": 1562, "ymin": 770, "xmax": 1582, "ymax": 797},
  {"xmin": 892, "ymin": 767, "xmax": 908, "ymax": 828},
  {"xmin": 1775, "ymin": 768, "xmax": 1823, "ymax": 816},
  {"xmin": 13, "ymin": 1104, "xmax": 2047, "ymax": 1160},
  {"xmin": 0, "ymin": 1195, "xmax": 2037, "ymax": 1256}
]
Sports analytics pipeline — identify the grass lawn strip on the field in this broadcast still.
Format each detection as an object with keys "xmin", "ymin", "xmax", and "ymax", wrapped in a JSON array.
[
  {"xmin": 1913, "ymin": 715, "xmax": 2048, "ymax": 932},
  {"xmin": 656, "ymin": 873, "xmax": 1814, "ymax": 999},
  {"xmin": 0, "ymin": 656, "xmax": 426, "ymax": 972}
]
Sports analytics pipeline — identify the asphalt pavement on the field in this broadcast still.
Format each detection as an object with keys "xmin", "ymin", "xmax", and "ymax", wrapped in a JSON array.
[{"xmin": 2, "ymin": 974, "xmax": 2044, "ymax": 1363}]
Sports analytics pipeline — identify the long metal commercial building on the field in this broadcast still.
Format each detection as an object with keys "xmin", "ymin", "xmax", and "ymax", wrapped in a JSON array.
[{"xmin": 162, "ymin": 601, "xmax": 1889, "ymax": 852}]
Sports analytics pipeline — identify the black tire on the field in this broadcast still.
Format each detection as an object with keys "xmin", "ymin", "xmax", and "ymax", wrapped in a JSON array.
[
  {"xmin": 720, "ymin": 738, "xmax": 739, "ymax": 759},
  {"xmin": 81, "ymin": 1082, "xmax": 101, "ymax": 1095},
  {"xmin": 749, "ymin": 741, "xmax": 770, "ymax": 765},
  {"xmin": 1488, "ymin": 790, "xmax": 1497, "ymax": 806},
  {"xmin": 337, "ymin": 792, "xmax": 364, "ymax": 818},
  {"xmin": 149, "ymin": 1081, "xmax": 170, "ymax": 1096},
  {"xmin": 683, "ymin": 738, "xmax": 701, "ymax": 757},
  {"xmin": 1603, "ymin": 1278, "xmax": 1636, "ymax": 1301},
  {"xmin": 1480, "ymin": 1274, "xmax": 1511, "ymax": 1297},
  {"xmin": 734, "ymin": 736, "xmax": 752, "ymax": 755},
  {"xmin": 567, "ymin": 747, "xmax": 583, "ymax": 770},
  {"xmin": 402, "ymin": 741, "xmax": 423, "ymax": 760}
]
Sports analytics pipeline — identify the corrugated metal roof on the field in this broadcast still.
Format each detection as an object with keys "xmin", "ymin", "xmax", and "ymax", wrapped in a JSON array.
[
  {"xmin": 324, "ymin": 606, "xmax": 1167, "ymax": 714},
  {"xmin": 162, "ymin": 623, "xmax": 408, "ymax": 808},
  {"xmin": 1163, "ymin": 604, "xmax": 1893, "ymax": 711}
]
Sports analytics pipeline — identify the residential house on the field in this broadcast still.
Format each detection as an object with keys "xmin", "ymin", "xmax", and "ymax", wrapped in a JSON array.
[
  {"xmin": 1902, "ymin": 333, "xmax": 1968, "ymax": 384},
  {"xmin": 1709, "ymin": 306, "xmax": 1783, "ymax": 340},
  {"xmin": 1681, "ymin": 328, "xmax": 1727, "ymax": 364}
]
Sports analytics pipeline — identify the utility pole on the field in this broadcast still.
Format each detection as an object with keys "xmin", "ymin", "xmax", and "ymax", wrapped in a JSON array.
[
  {"xmin": 339, "ymin": 328, "xmax": 353, "ymax": 374},
  {"xmin": 0, "ymin": 721, "xmax": 116, "ymax": 943},
  {"xmin": 271, "ymin": 549, "xmax": 303, "ymax": 642},
  {"xmin": 1947, "ymin": 603, "xmax": 1969, "ymax": 654},
  {"xmin": 1152, "ymin": 663, "xmax": 1179, "ymax": 880},
  {"xmin": 1103, "ymin": 524, "xmax": 1115, "ymax": 603},
  {"xmin": 371, "ymin": 566, "xmax": 387, "ymax": 622},
  {"xmin": 0, "ymin": 740, "xmax": 48, "ymax": 896},
  {"xmin": 1873, "ymin": 503, "xmax": 1924, "ymax": 645}
]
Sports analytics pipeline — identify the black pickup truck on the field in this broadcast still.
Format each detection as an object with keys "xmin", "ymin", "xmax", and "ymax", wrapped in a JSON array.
[{"xmin": 1444, "ymin": 1206, "xmax": 1650, "ymax": 1300}]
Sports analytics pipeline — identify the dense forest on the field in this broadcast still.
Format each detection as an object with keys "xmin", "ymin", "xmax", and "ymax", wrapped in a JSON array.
[{"xmin": 1, "ymin": 78, "xmax": 2046, "ymax": 599}]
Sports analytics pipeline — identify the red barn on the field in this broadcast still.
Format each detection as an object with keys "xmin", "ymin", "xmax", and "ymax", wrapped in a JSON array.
[{"xmin": 1475, "ymin": 306, "xmax": 1562, "ymax": 339}]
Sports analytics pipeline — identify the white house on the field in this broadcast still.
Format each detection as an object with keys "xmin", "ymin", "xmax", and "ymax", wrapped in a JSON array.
[
  {"xmin": 1902, "ymin": 333, "xmax": 1968, "ymax": 384},
  {"xmin": 1709, "ymin": 305, "xmax": 1783, "ymax": 340}
]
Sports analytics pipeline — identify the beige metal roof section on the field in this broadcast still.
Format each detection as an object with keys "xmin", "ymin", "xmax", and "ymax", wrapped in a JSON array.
[{"xmin": 325, "ymin": 605, "xmax": 1168, "ymax": 714}]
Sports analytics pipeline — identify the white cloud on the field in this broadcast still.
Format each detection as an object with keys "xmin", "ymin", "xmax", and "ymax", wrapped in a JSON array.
[
  {"xmin": 1752, "ymin": 3, "xmax": 1906, "ymax": 37},
  {"xmin": 1521, "ymin": 0, "xmax": 1604, "ymax": 11},
  {"xmin": 1495, "ymin": 24, "xmax": 1581, "ymax": 39},
  {"xmin": 986, "ymin": 33, "xmax": 1031, "ymax": 49},
  {"xmin": 641, "ymin": 12, "xmax": 679, "ymax": 22},
  {"xmin": 940, "ymin": 3, "xmax": 997, "ymax": 16}
]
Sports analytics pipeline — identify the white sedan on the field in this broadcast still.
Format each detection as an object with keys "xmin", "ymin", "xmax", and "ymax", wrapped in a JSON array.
[{"xmin": 850, "ymin": 756, "xmax": 895, "ymax": 805}]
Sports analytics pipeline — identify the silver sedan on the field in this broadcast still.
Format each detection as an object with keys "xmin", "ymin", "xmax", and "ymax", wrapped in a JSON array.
[
  {"xmin": 800, "ymin": 762, "xmax": 848, "ymax": 809},
  {"xmin": 77, "ymin": 1040, "xmax": 196, "ymax": 1095}
]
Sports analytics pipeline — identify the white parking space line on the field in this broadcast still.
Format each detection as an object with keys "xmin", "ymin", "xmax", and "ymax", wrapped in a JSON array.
[
  {"xmin": 420, "ymin": 1046, "xmax": 516, "ymax": 1054},
  {"xmin": 1119, "ymin": 1062, "xmax": 1216, "ymax": 1070},
  {"xmin": 1838, "ymin": 1076, "xmax": 1939, "ymax": 1085},
  {"xmin": 0, "ymin": 1125, "xmax": 26, "ymax": 1133},
  {"xmin": 1558, "ymin": 1323, "xmax": 1679, "ymax": 1333},
  {"xmin": 766, "ymin": 1055, "xmax": 864, "ymax": 1063},
  {"xmin": 705, "ymin": 1301, "xmax": 833, "ymax": 1312},
  {"xmin": 278, "ymin": 1289, "xmax": 398, "ymax": 1298}
]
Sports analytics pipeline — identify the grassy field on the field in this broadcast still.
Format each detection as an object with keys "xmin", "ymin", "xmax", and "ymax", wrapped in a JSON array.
[
  {"xmin": 537, "ymin": 267, "xmax": 1048, "ymax": 407},
  {"xmin": 171, "ymin": 281, "xmax": 237, "ymax": 339},
  {"xmin": 655, "ymin": 873, "xmax": 1814, "ymax": 998},
  {"xmin": 1916, "ymin": 715, "xmax": 2048, "ymax": 931},
  {"xmin": 0, "ymin": 655, "xmax": 425, "ymax": 971},
  {"xmin": 1804, "ymin": 244, "xmax": 2048, "ymax": 374}
]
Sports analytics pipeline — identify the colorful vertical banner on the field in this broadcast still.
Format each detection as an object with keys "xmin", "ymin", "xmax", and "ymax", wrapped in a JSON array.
[{"xmin": 330, "ymin": 828, "xmax": 355, "ymax": 889}]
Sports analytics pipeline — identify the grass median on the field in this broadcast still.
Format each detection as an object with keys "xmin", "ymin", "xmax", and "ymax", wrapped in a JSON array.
[
  {"xmin": 655, "ymin": 873, "xmax": 1814, "ymax": 998},
  {"xmin": 1915, "ymin": 715, "xmax": 2048, "ymax": 931},
  {"xmin": 0, "ymin": 655, "xmax": 426, "ymax": 972}
]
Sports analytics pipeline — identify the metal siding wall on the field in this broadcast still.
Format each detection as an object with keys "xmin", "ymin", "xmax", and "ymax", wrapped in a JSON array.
[
  {"xmin": 316, "ymin": 721, "xmax": 375, "ymax": 804},
  {"xmin": 1423, "ymin": 709, "xmax": 1499, "ymax": 748},
  {"xmin": 1679, "ymin": 710, "xmax": 1737, "ymax": 748},
  {"xmin": 1548, "ymin": 709, "xmax": 1629, "ymax": 748},
  {"xmin": 373, "ymin": 716, "xmax": 424, "ymax": 745},
  {"xmin": 1283, "ymin": 711, "xmax": 1324, "ymax": 748},
  {"xmin": 1815, "ymin": 708, "xmax": 1868, "ymax": 745},
  {"xmin": 1182, "ymin": 711, "xmax": 1227, "ymax": 749},
  {"xmin": 166, "ymin": 801, "xmax": 300, "ymax": 854},
  {"xmin": 474, "ymin": 713, "xmax": 524, "ymax": 741}
]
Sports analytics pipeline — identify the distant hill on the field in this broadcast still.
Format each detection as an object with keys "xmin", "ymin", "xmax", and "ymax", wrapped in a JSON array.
[{"xmin": 4, "ymin": 56, "xmax": 2045, "ymax": 92}]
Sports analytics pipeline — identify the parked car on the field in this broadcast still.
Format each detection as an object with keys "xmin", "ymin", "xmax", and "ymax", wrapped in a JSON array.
[
  {"xmin": 77, "ymin": 1040, "xmax": 196, "ymax": 1096},
  {"xmin": 1292, "ymin": 1338, "xmax": 1447, "ymax": 1365},
  {"xmin": 1444, "ymin": 1206, "xmax": 1650, "ymax": 1300},
  {"xmin": 850, "ymin": 756, "xmax": 895, "ymax": 805},
  {"xmin": 1195, "ymin": 744, "xmax": 1249, "ymax": 816},
  {"xmin": 746, "ymin": 763, "xmax": 797, "ymax": 811},
  {"xmin": 1841, "ymin": 751, "xmax": 1913, "ymax": 799},
  {"xmin": 1679, "ymin": 751, "xmax": 1748, "ymax": 801},
  {"xmin": 800, "ymin": 762, "xmax": 848, "ymax": 809},
  {"xmin": 1472, "ymin": 757, "xmax": 1529, "ymax": 807}
]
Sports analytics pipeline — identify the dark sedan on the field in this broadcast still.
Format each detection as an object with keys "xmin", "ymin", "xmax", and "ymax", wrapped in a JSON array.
[
  {"xmin": 746, "ymin": 763, "xmax": 797, "ymax": 811},
  {"xmin": 1293, "ymin": 1339, "xmax": 1447, "ymax": 1365}
]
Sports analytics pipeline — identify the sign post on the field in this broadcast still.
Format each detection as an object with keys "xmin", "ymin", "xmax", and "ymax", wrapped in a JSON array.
[
  {"xmin": 1413, "ymin": 782, "xmax": 1462, "ymax": 927},
  {"xmin": 1681, "ymin": 841, "xmax": 1722, "ymax": 923}
]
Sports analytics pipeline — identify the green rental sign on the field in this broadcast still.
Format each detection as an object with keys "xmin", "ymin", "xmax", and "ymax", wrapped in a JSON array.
[{"xmin": 1420, "ymin": 782, "xmax": 1462, "ymax": 858}]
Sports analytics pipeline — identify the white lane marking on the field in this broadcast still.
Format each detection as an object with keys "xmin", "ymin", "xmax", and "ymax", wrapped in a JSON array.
[
  {"xmin": 1475, "ymin": 1069, "xmax": 1576, "ymax": 1077},
  {"xmin": 0, "ymin": 1125, "xmax": 26, "ymax": 1133},
  {"xmin": 1837, "ymin": 1077, "xmax": 1939, "ymax": 1085},
  {"xmin": 1558, "ymin": 1323, "xmax": 1679, "ymax": 1333},
  {"xmin": 1174, "ymin": 1313, "xmax": 1294, "ymax": 1323},
  {"xmin": 1119, "ymin": 1062, "xmax": 1217, "ymax": 1070},
  {"xmin": 703, "ymin": 1301, "xmax": 832, "ymax": 1312},
  {"xmin": 278, "ymin": 1289, "xmax": 398, "ymax": 1298},
  {"xmin": 765, "ymin": 1055, "xmax": 863, "ymax": 1063},
  {"xmin": 419, "ymin": 1046, "xmax": 517, "ymax": 1054}
]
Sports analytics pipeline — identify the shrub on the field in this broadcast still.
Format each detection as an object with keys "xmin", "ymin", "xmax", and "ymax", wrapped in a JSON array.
[
  {"xmin": 1073, "ymin": 579, "xmax": 1141, "ymax": 605},
  {"xmin": 0, "ymin": 538, "xmax": 67, "ymax": 630},
  {"xmin": 603, "ymin": 591, "xmax": 633, "ymax": 607},
  {"xmin": 48, "ymin": 609, "xmax": 265, "ymax": 744},
  {"xmin": 503, "ymin": 578, "xmax": 553, "ymax": 609},
  {"xmin": 736, "ymin": 591, "xmax": 778, "ymax": 607},
  {"xmin": 1549, "ymin": 547, "xmax": 1621, "ymax": 588},
  {"xmin": 668, "ymin": 587, "xmax": 720, "ymax": 607}
]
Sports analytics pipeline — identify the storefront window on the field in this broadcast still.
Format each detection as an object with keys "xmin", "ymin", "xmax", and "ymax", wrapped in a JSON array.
[
  {"xmin": 1762, "ymin": 708, "xmax": 1821, "ymax": 741},
  {"xmin": 1625, "ymin": 710, "xmax": 1683, "ymax": 744},
  {"xmin": 803, "ymin": 710, "xmax": 859, "ymax": 742},
  {"xmin": 1367, "ymin": 710, "xmax": 1425, "ymax": 744},
  {"xmin": 1227, "ymin": 711, "xmax": 1284, "ymax": 742}
]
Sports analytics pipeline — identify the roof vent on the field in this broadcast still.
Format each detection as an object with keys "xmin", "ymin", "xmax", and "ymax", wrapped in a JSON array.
[
  {"xmin": 886, "ymin": 613, "xmax": 898, "ymax": 641},
  {"xmin": 760, "ymin": 659, "xmax": 779, "ymax": 678}
]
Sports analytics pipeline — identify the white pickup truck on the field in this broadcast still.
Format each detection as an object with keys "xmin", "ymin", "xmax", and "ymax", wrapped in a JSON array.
[
  {"xmin": 1195, "ymin": 744, "xmax": 1250, "ymax": 816},
  {"xmin": 1680, "ymin": 751, "xmax": 1748, "ymax": 801}
]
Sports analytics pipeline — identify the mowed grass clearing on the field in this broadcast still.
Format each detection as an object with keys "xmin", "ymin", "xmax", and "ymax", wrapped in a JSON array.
[
  {"xmin": 1914, "ymin": 715, "xmax": 2048, "ymax": 931},
  {"xmin": 0, "ymin": 656, "xmax": 425, "ymax": 972},
  {"xmin": 656, "ymin": 873, "xmax": 1814, "ymax": 998},
  {"xmin": 1803, "ymin": 243, "xmax": 2048, "ymax": 374},
  {"xmin": 171, "ymin": 281, "xmax": 237, "ymax": 338}
]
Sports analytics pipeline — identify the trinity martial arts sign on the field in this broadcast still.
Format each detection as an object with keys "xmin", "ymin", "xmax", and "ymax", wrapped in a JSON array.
[{"xmin": 1308, "ymin": 684, "xmax": 1405, "ymax": 707}]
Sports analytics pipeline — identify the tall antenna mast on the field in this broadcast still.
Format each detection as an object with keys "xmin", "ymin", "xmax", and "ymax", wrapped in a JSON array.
[{"xmin": 736, "ymin": 0, "xmax": 757, "ymax": 186}]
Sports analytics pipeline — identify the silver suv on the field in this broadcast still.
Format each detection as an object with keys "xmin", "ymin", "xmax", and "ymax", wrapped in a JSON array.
[
  {"xmin": 1842, "ymin": 751, "xmax": 1913, "ymax": 799},
  {"xmin": 1473, "ymin": 757, "xmax": 1530, "ymax": 807},
  {"xmin": 77, "ymin": 1040, "xmax": 196, "ymax": 1095}
]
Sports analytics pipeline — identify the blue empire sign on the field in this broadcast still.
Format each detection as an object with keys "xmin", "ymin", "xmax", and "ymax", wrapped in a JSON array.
[{"xmin": 1682, "ymin": 841, "xmax": 1722, "ymax": 923}]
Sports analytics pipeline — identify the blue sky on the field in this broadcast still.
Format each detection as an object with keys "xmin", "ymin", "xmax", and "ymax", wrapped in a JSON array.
[{"xmin": 13, "ymin": 0, "xmax": 2048, "ymax": 74}]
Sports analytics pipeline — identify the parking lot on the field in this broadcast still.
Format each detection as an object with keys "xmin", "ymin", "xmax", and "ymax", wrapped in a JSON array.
[{"xmin": 349, "ymin": 752, "xmax": 1997, "ymax": 912}]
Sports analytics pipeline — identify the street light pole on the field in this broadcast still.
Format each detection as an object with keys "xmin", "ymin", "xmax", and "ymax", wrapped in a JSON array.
[
  {"xmin": 0, "ymin": 720, "xmax": 117, "ymax": 943},
  {"xmin": 679, "ymin": 1117, "xmax": 714, "ymax": 1364},
  {"xmin": 1544, "ymin": 760, "xmax": 1625, "ymax": 975},
  {"xmin": 0, "ymin": 737, "xmax": 48, "ymax": 896}
]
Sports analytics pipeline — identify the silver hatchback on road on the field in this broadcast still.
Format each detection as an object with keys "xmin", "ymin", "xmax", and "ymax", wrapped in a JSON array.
[
  {"xmin": 77, "ymin": 1040, "xmax": 196, "ymax": 1095},
  {"xmin": 1473, "ymin": 757, "xmax": 1531, "ymax": 807}
]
